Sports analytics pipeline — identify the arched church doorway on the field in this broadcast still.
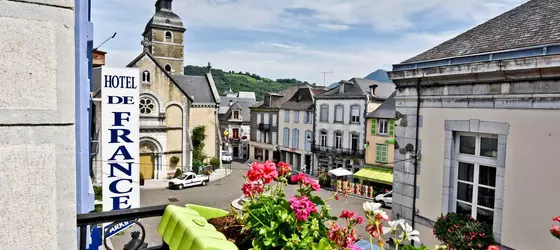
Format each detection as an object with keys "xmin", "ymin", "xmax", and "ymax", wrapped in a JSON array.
[{"xmin": 140, "ymin": 140, "xmax": 159, "ymax": 180}]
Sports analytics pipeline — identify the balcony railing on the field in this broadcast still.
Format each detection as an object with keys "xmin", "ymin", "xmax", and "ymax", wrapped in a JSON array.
[
  {"xmin": 312, "ymin": 145, "xmax": 364, "ymax": 157},
  {"xmin": 258, "ymin": 123, "xmax": 270, "ymax": 131},
  {"xmin": 230, "ymin": 137, "xmax": 240, "ymax": 142},
  {"xmin": 77, "ymin": 205, "xmax": 169, "ymax": 250}
]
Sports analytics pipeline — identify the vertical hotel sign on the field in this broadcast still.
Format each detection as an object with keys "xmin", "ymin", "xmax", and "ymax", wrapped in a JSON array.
[{"xmin": 100, "ymin": 67, "xmax": 140, "ymax": 238}]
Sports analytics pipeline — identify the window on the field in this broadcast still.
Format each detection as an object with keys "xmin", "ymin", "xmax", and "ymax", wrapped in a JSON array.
[
  {"xmin": 264, "ymin": 113, "xmax": 270, "ymax": 125},
  {"xmin": 232, "ymin": 128, "xmax": 239, "ymax": 139},
  {"xmin": 139, "ymin": 97, "xmax": 156, "ymax": 115},
  {"xmin": 283, "ymin": 128, "xmax": 290, "ymax": 147},
  {"xmin": 454, "ymin": 133, "xmax": 499, "ymax": 227},
  {"xmin": 320, "ymin": 131, "xmax": 327, "ymax": 147},
  {"xmin": 271, "ymin": 132, "xmax": 277, "ymax": 145},
  {"xmin": 233, "ymin": 111, "xmax": 239, "ymax": 120},
  {"xmin": 165, "ymin": 64, "xmax": 172, "ymax": 73},
  {"xmin": 256, "ymin": 130, "xmax": 261, "ymax": 142},
  {"xmin": 334, "ymin": 132, "xmax": 343, "ymax": 149},
  {"xmin": 294, "ymin": 111, "xmax": 300, "ymax": 123},
  {"xmin": 375, "ymin": 144, "xmax": 388, "ymax": 163},
  {"xmin": 256, "ymin": 113, "xmax": 261, "ymax": 124},
  {"xmin": 272, "ymin": 114, "xmax": 277, "ymax": 127},
  {"xmin": 142, "ymin": 70, "xmax": 151, "ymax": 83},
  {"xmin": 351, "ymin": 134, "xmax": 359, "ymax": 152},
  {"xmin": 320, "ymin": 105, "xmax": 329, "ymax": 122},
  {"xmin": 334, "ymin": 105, "xmax": 344, "ymax": 123},
  {"xmin": 261, "ymin": 131, "xmax": 266, "ymax": 143},
  {"xmin": 292, "ymin": 129, "xmax": 299, "ymax": 149},
  {"xmin": 305, "ymin": 130, "xmax": 312, "ymax": 151},
  {"xmin": 350, "ymin": 106, "xmax": 360, "ymax": 123},
  {"xmin": 165, "ymin": 31, "xmax": 173, "ymax": 42},
  {"xmin": 304, "ymin": 111, "xmax": 313, "ymax": 124},
  {"xmin": 284, "ymin": 111, "xmax": 290, "ymax": 122},
  {"xmin": 378, "ymin": 119, "xmax": 388, "ymax": 135}
]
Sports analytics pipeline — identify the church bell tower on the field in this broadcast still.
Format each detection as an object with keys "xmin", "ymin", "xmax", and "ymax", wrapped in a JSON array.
[{"xmin": 142, "ymin": 0, "xmax": 186, "ymax": 75}]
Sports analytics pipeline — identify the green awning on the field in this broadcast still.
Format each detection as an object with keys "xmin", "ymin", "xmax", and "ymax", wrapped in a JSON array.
[{"xmin": 353, "ymin": 167, "xmax": 393, "ymax": 185}]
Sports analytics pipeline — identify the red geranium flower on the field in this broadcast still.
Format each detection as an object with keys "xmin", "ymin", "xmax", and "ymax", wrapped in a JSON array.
[{"xmin": 277, "ymin": 161, "xmax": 292, "ymax": 176}]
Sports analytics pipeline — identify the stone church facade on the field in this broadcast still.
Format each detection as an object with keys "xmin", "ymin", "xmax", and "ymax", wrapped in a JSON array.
[{"xmin": 91, "ymin": 0, "xmax": 220, "ymax": 181}]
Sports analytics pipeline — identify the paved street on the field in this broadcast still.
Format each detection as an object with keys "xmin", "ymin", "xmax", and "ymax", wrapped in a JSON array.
[{"xmin": 110, "ymin": 161, "xmax": 390, "ymax": 248}]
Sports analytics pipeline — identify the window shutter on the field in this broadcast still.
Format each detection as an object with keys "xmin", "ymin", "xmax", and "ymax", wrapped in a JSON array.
[
  {"xmin": 389, "ymin": 119, "xmax": 395, "ymax": 136},
  {"xmin": 381, "ymin": 145, "xmax": 387, "ymax": 162},
  {"xmin": 371, "ymin": 119, "xmax": 377, "ymax": 135},
  {"xmin": 375, "ymin": 145, "xmax": 381, "ymax": 162},
  {"xmin": 303, "ymin": 111, "xmax": 307, "ymax": 123}
]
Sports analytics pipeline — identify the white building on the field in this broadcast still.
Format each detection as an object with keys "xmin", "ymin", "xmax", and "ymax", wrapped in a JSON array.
[
  {"xmin": 218, "ymin": 91, "xmax": 257, "ymax": 159},
  {"xmin": 313, "ymin": 78, "xmax": 395, "ymax": 176},
  {"xmin": 278, "ymin": 85, "xmax": 326, "ymax": 174}
]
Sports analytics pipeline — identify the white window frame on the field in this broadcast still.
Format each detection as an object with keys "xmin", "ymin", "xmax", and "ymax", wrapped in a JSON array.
[
  {"xmin": 256, "ymin": 130, "xmax": 261, "ymax": 142},
  {"xmin": 378, "ymin": 119, "xmax": 388, "ymax": 135},
  {"xmin": 271, "ymin": 132, "xmax": 277, "ymax": 145},
  {"xmin": 452, "ymin": 132, "xmax": 499, "ymax": 225},
  {"xmin": 272, "ymin": 114, "xmax": 277, "ymax": 127},
  {"xmin": 256, "ymin": 113, "xmax": 261, "ymax": 124},
  {"xmin": 350, "ymin": 106, "xmax": 360, "ymax": 123},
  {"xmin": 264, "ymin": 113, "xmax": 270, "ymax": 125},
  {"xmin": 334, "ymin": 105, "xmax": 344, "ymax": 123},
  {"xmin": 334, "ymin": 132, "xmax": 343, "ymax": 149},
  {"xmin": 320, "ymin": 131, "xmax": 327, "ymax": 147},
  {"xmin": 320, "ymin": 105, "xmax": 329, "ymax": 122}
]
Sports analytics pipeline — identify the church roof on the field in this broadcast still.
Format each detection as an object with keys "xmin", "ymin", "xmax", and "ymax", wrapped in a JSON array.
[
  {"xmin": 172, "ymin": 75, "xmax": 219, "ymax": 104},
  {"xmin": 143, "ymin": 0, "xmax": 186, "ymax": 36},
  {"xmin": 403, "ymin": 0, "xmax": 560, "ymax": 63}
]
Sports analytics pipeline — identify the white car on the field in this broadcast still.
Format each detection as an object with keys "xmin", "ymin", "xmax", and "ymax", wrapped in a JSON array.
[
  {"xmin": 168, "ymin": 172, "xmax": 209, "ymax": 190},
  {"xmin": 221, "ymin": 151, "xmax": 232, "ymax": 163},
  {"xmin": 374, "ymin": 190, "xmax": 393, "ymax": 208}
]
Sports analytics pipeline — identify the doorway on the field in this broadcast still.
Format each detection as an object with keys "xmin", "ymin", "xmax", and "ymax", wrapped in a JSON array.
[
  {"xmin": 351, "ymin": 134, "xmax": 359, "ymax": 153},
  {"xmin": 140, "ymin": 154, "xmax": 154, "ymax": 179},
  {"xmin": 233, "ymin": 146, "xmax": 239, "ymax": 158}
]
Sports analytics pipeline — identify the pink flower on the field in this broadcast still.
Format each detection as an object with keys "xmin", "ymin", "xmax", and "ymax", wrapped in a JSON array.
[
  {"xmin": 355, "ymin": 216, "xmax": 364, "ymax": 225},
  {"xmin": 291, "ymin": 173, "xmax": 321, "ymax": 191},
  {"xmin": 262, "ymin": 161, "xmax": 278, "ymax": 183},
  {"xmin": 289, "ymin": 196, "xmax": 317, "ymax": 221},
  {"xmin": 551, "ymin": 224, "xmax": 560, "ymax": 239},
  {"xmin": 339, "ymin": 209, "xmax": 355, "ymax": 219},
  {"xmin": 277, "ymin": 161, "xmax": 291, "ymax": 176},
  {"xmin": 554, "ymin": 216, "xmax": 560, "ymax": 223},
  {"xmin": 347, "ymin": 245, "xmax": 361, "ymax": 250},
  {"xmin": 487, "ymin": 245, "xmax": 500, "ymax": 250},
  {"xmin": 247, "ymin": 162, "xmax": 264, "ymax": 182},
  {"xmin": 241, "ymin": 181, "xmax": 263, "ymax": 197}
]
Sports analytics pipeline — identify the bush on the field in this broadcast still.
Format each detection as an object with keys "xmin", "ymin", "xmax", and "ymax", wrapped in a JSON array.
[
  {"xmin": 434, "ymin": 213, "xmax": 496, "ymax": 250},
  {"xmin": 318, "ymin": 173, "xmax": 331, "ymax": 188},
  {"xmin": 209, "ymin": 157, "xmax": 221, "ymax": 170},
  {"xmin": 192, "ymin": 165, "xmax": 200, "ymax": 174},
  {"xmin": 173, "ymin": 168, "xmax": 183, "ymax": 178}
]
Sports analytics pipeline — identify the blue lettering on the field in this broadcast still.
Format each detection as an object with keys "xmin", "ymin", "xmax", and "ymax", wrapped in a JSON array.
[
  {"xmin": 131, "ymin": 77, "xmax": 137, "ymax": 89},
  {"xmin": 108, "ymin": 96, "xmax": 123, "ymax": 104},
  {"xmin": 112, "ymin": 112, "xmax": 130, "ymax": 126},
  {"xmin": 109, "ymin": 145, "xmax": 133, "ymax": 160},
  {"xmin": 122, "ymin": 96, "xmax": 134, "ymax": 104},
  {"xmin": 104, "ymin": 75, "xmax": 112, "ymax": 88},
  {"xmin": 111, "ymin": 75, "xmax": 119, "ymax": 88},
  {"xmin": 108, "ymin": 162, "xmax": 133, "ymax": 177},
  {"xmin": 111, "ymin": 195, "xmax": 131, "ymax": 210},
  {"xmin": 109, "ymin": 179, "xmax": 132, "ymax": 194},
  {"xmin": 109, "ymin": 129, "xmax": 132, "ymax": 143}
]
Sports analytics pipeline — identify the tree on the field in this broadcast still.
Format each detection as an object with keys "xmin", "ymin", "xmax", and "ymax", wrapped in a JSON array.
[{"xmin": 192, "ymin": 125, "xmax": 207, "ymax": 163}]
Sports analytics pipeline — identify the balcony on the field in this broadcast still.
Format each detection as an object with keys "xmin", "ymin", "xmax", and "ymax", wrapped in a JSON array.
[
  {"xmin": 258, "ymin": 123, "xmax": 270, "ymax": 131},
  {"xmin": 312, "ymin": 145, "xmax": 364, "ymax": 157},
  {"xmin": 230, "ymin": 137, "xmax": 240, "ymax": 142}
]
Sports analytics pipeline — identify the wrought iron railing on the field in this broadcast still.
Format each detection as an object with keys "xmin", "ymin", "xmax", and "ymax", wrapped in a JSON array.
[
  {"xmin": 258, "ymin": 123, "xmax": 270, "ymax": 131},
  {"xmin": 77, "ymin": 205, "xmax": 169, "ymax": 250},
  {"xmin": 312, "ymin": 145, "xmax": 364, "ymax": 157}
]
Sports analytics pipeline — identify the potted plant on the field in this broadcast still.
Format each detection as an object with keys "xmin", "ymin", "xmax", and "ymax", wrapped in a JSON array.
[
  {"xmin": 433, "ymin": 213, "xmax": 496, "ymax": 250},
  {"xmin": 170, "ymin": 155, "xmax": 180, "ymax": 165}
]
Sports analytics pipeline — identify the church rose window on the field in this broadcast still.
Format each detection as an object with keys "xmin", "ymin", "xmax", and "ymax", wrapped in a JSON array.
[{"xmin": 139, "ymin": 97, "xmax": 155, "ymax": 115}]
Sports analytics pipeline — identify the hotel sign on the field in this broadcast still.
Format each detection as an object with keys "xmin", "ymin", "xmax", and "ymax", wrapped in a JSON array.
[{"xmin": 99, "ymin": 67, "xmax": 140, "ymax": 238}]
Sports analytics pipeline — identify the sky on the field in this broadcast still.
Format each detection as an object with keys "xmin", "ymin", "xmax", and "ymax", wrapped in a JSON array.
[{"xmin": 91, "ymin": 0, "xmax": 528, "ymax": 86}]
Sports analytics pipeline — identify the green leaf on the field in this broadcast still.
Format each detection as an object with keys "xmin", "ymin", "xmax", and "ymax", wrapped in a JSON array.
[
  {"xmin": 309, "ymin": 195, "xmax": 325, "ymax": 206},
  {"xmin": 311, "ymin": 238, "xmax": 334, "ymax": 250}
]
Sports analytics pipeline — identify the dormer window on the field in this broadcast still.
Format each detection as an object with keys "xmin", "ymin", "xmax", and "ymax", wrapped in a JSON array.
[
  {"xmin": 233, "ymin": 111, "xmax": 239, "ymax": 120},
  {"xmin": 165, "ymin": 64, "xmax": 172, "ymax": 73},
  {"xmin": 165, "ymin": 31, "xmax": 173, "ymax": 43}
]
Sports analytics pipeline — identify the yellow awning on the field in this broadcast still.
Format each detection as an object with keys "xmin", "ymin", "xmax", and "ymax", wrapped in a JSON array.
[{"xmin": 353, "ymin": 167, "xmax": 393, "ymax": 185}]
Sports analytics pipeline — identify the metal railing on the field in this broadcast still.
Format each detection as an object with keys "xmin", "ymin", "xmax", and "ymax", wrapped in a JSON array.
[
  {"xmin": 312, "ymin": 145, "xmax": 364, "ymax": 157},
  {"xmin": 77, "ymin": 205, "xmax": 169, "ymax": 250},
  {"xmin": 257, "ymin": 123, "xmax": 270, "ymax": 131}
]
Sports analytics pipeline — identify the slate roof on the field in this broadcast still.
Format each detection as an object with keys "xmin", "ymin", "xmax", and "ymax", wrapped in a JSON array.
[
  {"xmin": 251, "ymin": 85, "xmax": 301, "ymax": 109},
  {"xmin": 218, "ymin": 92, "xmax": 257, "ymax": 122},
  {"xmin": 366, "ymin": 92, "xmax": 396, "ymax": 119},
  {"xmin": 280, "ymin": 85, "xmax": 326, "ymax": 111},
  {"xmin": 317, "ymin": 78, "xmax": 395, "ymax": 100},
  {"xmin": 143, "ymin": 1, "xmax": 185, "ymax": 36},
  {"xmin": 172, "ymin": 75, "xmax": 219, "ymax": 104},
  {"xmin": 403, "ymin": 0, "xmax": 560, "ymax": 63}
]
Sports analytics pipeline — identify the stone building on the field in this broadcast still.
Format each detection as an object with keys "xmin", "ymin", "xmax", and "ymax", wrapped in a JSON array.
[
  {"xmin": 388, "ymin": 0, "xmax": 560, "ymax": 249},
  {"xmin": 92, "ymin": 0, "xmax": 220, "ymax": 180},
  {"xmin": 313, "ymin": 78, "xmax": 394, "ymax": 178},
  {"xmin": 219, "ymin": 91, "xmax": 257, "ymax": 160}
]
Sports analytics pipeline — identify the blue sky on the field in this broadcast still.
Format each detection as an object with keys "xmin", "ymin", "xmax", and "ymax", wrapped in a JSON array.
[{"xmin": 92, "ymin": 0, "xmax": 527, "ymax": 85}]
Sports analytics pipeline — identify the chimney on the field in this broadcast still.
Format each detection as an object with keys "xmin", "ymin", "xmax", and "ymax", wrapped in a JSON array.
[
  {"xmin": 155, "ymin": 0, "xmax": 172, "ymax": 12},
  {"xmin": 207, "ymin": 62, "xmax": 212, "ymax": 73},
  {"xmin": 369, "ymin": 84, "xmax": 378, "ymax": 96},
  {"xmin": 339, "ymin": 80, "xmax": 346, "ymax": 93},
  {"xmin": 92, "ymin": 49, "xmax": 106, "ymax": 68},
  {"xmin": 229, "ymin": 100, "xmax": 233, "ymax": 106}
]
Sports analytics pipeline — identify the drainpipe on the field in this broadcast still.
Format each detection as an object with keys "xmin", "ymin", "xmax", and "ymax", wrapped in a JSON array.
[{"xmin": 411, "ymin": 78, "xmax": 421, "ymax": 240}]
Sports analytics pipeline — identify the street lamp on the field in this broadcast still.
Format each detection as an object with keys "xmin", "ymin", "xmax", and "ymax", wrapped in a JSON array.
[{"xmin": 307, "ymin": 134, "xmax": 314, "ymax": 176}]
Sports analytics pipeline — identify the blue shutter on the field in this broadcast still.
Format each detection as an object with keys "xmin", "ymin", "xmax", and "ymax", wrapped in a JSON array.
[
  {"xmin": 292, "ymin": 129, "xmax": 299, "ymax": 149},
  {"xmin": 303, "ymin": 111, "xmax": 308, "ymax": 123},
  {"xmin": 283, "ymin": 128, "xmax": 289, "ymax": 147}
]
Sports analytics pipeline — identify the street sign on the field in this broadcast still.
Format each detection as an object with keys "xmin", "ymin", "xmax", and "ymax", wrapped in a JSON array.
[{"xmin": 97, "ymin": 67, "xmax": 140, "ymax": 238}]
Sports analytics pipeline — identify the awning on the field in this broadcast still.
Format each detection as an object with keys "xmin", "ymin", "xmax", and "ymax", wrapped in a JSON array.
[
  {"xmin": 328, "ymin": 167, "xmax": 354, "ymax": 177},
  {"xmin": 353, "ymin": 167, "xmax": 393, "ymax": 185}
]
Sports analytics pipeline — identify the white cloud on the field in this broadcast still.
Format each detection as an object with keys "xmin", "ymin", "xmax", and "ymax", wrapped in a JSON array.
[{"xmin": 317, "ymin": 23, "xmax": 350, "ymax": 31}]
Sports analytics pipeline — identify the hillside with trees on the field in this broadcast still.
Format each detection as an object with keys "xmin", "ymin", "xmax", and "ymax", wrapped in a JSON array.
[{"xmin": 184, "ymin": 65, "xmax": 313, "ymax": 100}]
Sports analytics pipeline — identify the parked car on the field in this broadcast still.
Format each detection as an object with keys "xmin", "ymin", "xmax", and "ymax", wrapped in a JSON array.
[
  {"xmin": 221, "ymin": 150, "xmax": 232, "ymax": 163},
  {"xmin": 168, "ymin": 172, "xmax": 209, "ymax": 190},
  {"xmin": 374, "ymin": 190, "xmax": 393, "ymax": 208}
]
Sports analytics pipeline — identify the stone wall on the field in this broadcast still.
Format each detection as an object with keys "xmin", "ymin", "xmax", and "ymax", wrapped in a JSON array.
[{"xmin": 0, "ymin": 0, "xmax": 76, "ymax": 249}]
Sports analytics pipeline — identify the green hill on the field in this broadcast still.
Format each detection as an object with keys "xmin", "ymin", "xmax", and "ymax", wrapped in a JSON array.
[{"xmin": 184, "ymin": 65, "xmax": 312, "ymax": 101}]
